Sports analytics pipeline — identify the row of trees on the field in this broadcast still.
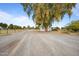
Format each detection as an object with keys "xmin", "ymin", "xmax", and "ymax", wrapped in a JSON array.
[
  {"xmin": 0, "ymin": 23, "xmax": 26, "ymax": 30},
  {"xmin": 21, "ymin": 3, "xmax": 76, "ymax": 32},
  {"xmin": 8, "ymin": 24, "xmax": 22, "ymax": 29}
]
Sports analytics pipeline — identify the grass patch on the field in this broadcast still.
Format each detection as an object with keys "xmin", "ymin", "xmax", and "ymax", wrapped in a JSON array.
[
  {"xmin": 0, "ymin": 29, "xmax": 24, "ymax": 36},
  {"xmin": 61, "ymin": 29, "xmax": 79, "ymax": 35}
]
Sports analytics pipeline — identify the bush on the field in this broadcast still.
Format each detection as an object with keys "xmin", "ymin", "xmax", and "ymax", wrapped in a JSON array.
[
  {"xmin": 52, "ymin": 27, "xmax": 60, "ymax": 31},
  {"xmin": 65, "ymin": 20, "xmax": 79, "ymax": 32}
]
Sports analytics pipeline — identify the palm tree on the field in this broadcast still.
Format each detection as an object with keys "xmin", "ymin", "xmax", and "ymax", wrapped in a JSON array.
[{"xmin": 21, "ymin": 3, "xmax": 76, "ymax": 32}]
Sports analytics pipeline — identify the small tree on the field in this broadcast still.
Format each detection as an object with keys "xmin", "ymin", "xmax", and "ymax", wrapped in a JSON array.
[
  {"xmin": 8, "ymin": 24, "xmax": 14, "ymax": 29},
  {"xmin": 27, "ymin": 26, "xmax": 30, "ymax": 29},
  {"xmin": 0, "ymin": 23, "xmax": 8, "ymax": 29},
  {"xmin": 23, "ymin": 26, "xmax": 26, "ymax": 29}
]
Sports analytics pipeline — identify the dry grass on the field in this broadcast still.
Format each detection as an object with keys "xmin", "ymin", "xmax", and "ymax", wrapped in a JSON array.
[{"xmin": 0, "ymin": 29, "xmax": 23, "ymax": 36}]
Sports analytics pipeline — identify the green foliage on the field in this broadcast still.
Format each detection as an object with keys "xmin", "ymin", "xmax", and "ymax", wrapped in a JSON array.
[
  {"xmin": 27, "ymin": 25, "xmax": 30, "ymax": 29},
  {"xmin": 0, "ymin": 23, "xmax": 23, "ymax": 30},
  {"xmin": 21, "ymin": 3, "xmax": 76, "ymax": 31},
  {"xmin": 51, "ymin": 27, "xmax": 60, "ymax": 31},
  {"xmin": 8, "ymin": 24, "xmax": 22, "ymax": 29},
  {"xmin": 66, "ymin": 20, "xmax": 79, "ymax": 32},
  {"xmin": 23, "ymin": 26, "xmax": 26, "ymax": 29},
  {"xmin": 0, "ymin": 23, "xmax": 8, "ymax": 29},
  {"xmin": 8, "ymin": 24, "xmax": 14, "ymax": 29}
]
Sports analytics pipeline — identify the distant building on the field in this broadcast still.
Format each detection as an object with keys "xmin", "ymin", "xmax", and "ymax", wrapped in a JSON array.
[{"xmin": 0, "ymin": 26, "xmax": 3, "ymax": 30}]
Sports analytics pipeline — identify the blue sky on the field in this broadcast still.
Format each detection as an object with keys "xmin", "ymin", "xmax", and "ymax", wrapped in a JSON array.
[{"xmin": 0, "ymin": 3, "xmax": 79, "ymax": 27}]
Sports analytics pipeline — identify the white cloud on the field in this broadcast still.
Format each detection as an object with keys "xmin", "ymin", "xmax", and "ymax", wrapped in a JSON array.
[
  {"xmin": 11, "ymin": 16, "xmax": 35, "ymax": 27},
  {"xmin": 0, "ymin": 10, "xmax": 35, "ymax": 27},
  {"xmin": 0, "ymin": 10, "xmax": 13, "ymax": 22}
]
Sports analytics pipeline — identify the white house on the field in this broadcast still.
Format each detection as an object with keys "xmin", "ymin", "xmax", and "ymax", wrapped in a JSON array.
[{"xmin": 0, "ymin": 26, "xmax": 3, "ymax": 30}]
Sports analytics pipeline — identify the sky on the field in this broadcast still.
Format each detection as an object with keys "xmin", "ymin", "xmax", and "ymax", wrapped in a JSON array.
[{"xmin": 0, "ymin": 3, "xmax": 79, "ymax": 27}]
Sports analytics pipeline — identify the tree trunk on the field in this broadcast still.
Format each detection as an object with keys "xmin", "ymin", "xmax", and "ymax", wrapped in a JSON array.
[{"xmin": 45, "ymin": 28, "xmax": 48, "ymax": 32}]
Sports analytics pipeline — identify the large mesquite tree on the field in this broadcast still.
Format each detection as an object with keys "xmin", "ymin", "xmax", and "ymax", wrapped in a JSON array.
[{"xmin": 21, "ymin": 3, "xmax": 76, "ymax": 32}]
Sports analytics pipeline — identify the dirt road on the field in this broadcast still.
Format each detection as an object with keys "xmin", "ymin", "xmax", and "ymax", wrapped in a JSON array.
[{"xmin": 0, "ymin": 30, "xmax": 79, "ymax": 56}]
